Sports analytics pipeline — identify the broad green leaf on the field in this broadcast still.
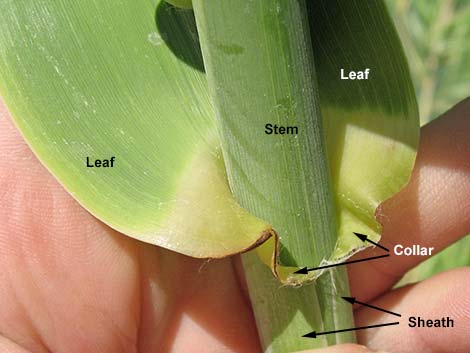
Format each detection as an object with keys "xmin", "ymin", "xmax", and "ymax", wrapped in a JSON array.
[
  {"xmin": 309, "ymin": 0, "xmax": 419, "ymax": 264},
  {"xmin": 0, "ymin": 0, "xmax": 419, "ymax": 285},
  {"xmin": 166, "ymin": 0, "xmax": 192, "ymax": 10},
  {"xmin": 0, "ymin": 0, "xmax": 271, "ymax": 258}
]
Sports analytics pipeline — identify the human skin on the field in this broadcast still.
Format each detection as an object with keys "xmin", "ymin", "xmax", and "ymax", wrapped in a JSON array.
[{"xmin": 0, "ymin": 98, "xmax": 468, "ymax": 353}]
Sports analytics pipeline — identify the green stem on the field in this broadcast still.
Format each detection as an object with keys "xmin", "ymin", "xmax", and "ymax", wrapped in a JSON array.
[
  {"xmin": 192, "ymin": 0, "xmax": 355, "ymax": 351},
  {"xmin": 242, "ymin": 255, "xmax": 355, "ymax": 351}
]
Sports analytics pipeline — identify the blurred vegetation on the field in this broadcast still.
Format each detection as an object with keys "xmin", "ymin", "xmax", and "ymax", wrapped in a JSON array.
[
  {"xmin": 386, "ymin": 0, "xmax": 470, "ymax": 125},
  {"xmin": 387, "ymin": 0, "xmax": 470, "ymax": 286}
]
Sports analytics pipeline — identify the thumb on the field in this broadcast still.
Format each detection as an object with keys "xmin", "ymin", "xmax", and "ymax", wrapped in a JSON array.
[{"xmin": 293, "ymin": 343, "xmax": 388, "ymax": 353}]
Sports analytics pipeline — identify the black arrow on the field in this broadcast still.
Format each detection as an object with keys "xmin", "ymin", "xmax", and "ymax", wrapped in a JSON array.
[
  {"xmin": 341, "ymin": 297, "xmax": 402, "ymax": 317},
  {"xmin": 353, "ymin": 232, "xmax": 389, "ymax": 252},
  {"xmin": 302, "ymin": 322, "xmax": 400, "ymax": 338},
  {"xmin": 294, "ymin": 254, "xmax": 390, "ymax": 274}
]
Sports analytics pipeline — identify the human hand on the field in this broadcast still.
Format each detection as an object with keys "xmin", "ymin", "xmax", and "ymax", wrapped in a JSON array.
[{"xmin": 0, "ymin": 98, "xmax": 468, "ymax": 353}]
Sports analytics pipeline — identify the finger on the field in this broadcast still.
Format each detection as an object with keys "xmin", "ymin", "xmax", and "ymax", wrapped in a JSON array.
[
  {"xmin": 0, "ymin": 336, "xmax": 32, "ymax": 353},
  {"xmin": 349, "ymin": 99, "xmax": 470, "ymax": 301},
  {"xmin": 355, "ymin": 267, "xmax": 470, "ymax": 353},
  {"xmin": 0, "ymin": 99, "xmax": 142, "ymax": 351},
  {"xmin": 148, "ymin": 251, "xmax": 262, "ymax": 353},
  {"xmin": 294, "ymin": 343, "xmax": 384, "ymax": 352}
]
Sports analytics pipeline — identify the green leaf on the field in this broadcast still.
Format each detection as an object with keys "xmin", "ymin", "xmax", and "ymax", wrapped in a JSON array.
[
  {"xmin": 165, "ymin": 0, "xmax": 192, "ymax": 9},
  {"xmin": 309, "ymin": 0, "xmax": 419, "ymax": 264},
  {"xmin": 0, "ymin": 0, "xmax": 271, "ymax": 258}
]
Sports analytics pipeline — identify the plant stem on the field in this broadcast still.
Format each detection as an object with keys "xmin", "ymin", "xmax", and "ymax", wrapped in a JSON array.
[
  {"xmin": 242, "ymin": 254, "xmax": 355, "ymax": 351},
  {"xmin": 192, "ymin": 0, "xmax": 355, "ymax": 351}
]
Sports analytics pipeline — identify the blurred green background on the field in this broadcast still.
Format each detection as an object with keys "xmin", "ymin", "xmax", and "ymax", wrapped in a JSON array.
[
  {"xmin": 386, "ymin": 0, "xmax": 470, "ymax": 286},
  {"xmin": 387, "ymin": 0, "xmax": 470, "ymax": 124}
]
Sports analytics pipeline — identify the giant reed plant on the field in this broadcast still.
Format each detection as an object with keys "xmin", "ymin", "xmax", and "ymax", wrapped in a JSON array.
[{"xmin": 0, "ymin": 0, "xmax": 419, "ymax": 351}]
